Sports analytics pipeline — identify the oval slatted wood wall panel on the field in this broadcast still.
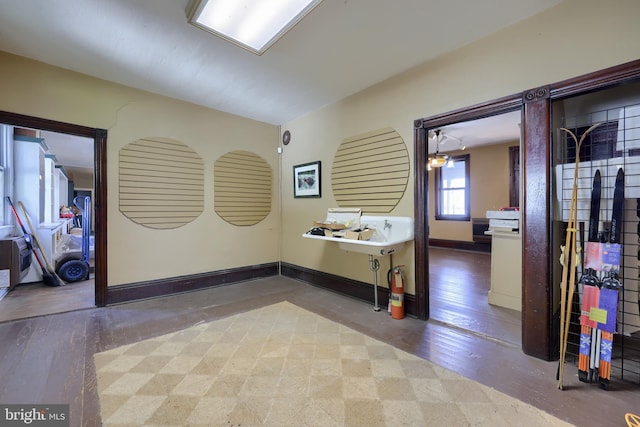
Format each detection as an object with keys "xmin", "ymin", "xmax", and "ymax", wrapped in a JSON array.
[
  {"xmin": 119, "ymin": 137, "xmax": 204, "ymax": 229},
  {"xmin": 332, "ymin": 127, "xmax": 410, "ymax": 213},
  {"xmin": 214, "ymin": 150, "xmax": 272, "ymax": 226}
]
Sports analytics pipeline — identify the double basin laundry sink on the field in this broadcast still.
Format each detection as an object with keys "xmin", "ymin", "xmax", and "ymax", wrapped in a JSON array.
[{"xmin": 302, "ymin": 215, "xmax": 414, "ymax": 256}]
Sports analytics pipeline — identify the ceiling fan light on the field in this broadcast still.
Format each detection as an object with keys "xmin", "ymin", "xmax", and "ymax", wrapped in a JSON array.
[
  {"xmin": 429, "ymin": 155, "xmax": 447, "ymax": 168},
  {"xmin": 427, "ymin": 129, "xmax": 451, "ymax": 169}
]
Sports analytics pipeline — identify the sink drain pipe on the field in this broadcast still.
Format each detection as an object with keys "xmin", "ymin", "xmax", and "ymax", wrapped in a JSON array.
[{"xmin": 368, "ymin": 254, "xmax": 381, "ymax": 311}]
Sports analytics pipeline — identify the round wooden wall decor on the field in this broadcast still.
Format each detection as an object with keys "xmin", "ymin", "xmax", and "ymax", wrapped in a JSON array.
[
  {"xmin": 214, "ymin": 150, "xmax": 272, "ymax": 226},
  {"xmin": 282, "ymin": 130, "xmax": 291, "ymax": 145},
  {"xmin": 119, "ymin": 137, "xmax": 204, "ymax": 229},
  {"xmin": 331, "ymin": 127, "xmax": 409, "ymax": 213}
]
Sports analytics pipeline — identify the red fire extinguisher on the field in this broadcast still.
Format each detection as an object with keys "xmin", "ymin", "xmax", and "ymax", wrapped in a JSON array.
[{"xmin": 388, "ymin": 265, "xmax": 405, "ymax": 319}]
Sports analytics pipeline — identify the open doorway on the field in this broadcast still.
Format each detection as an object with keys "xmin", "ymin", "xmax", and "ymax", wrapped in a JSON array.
[
  {"xmin": 423, "ymin": 111, "xmax": 523, "ymax": 345},
  {"xmin": 0, "ymin": 111, "xmax": 107, "ymax": 322},
  {"xmin": 426, "ymin": 111, "xmax": 522, "ymax": 345},
  {"xmin": 414, "ymin": 60, "xmax": 640, "ymax": 363}
]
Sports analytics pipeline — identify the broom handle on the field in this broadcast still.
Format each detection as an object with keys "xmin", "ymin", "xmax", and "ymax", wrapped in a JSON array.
[
  {"xmin": 18, "ymin": 201, "xmax": 58, "ymax": 274},
  {"xmin": 6, "ymin": 197, "xmax": 49, "ymax": 273}
]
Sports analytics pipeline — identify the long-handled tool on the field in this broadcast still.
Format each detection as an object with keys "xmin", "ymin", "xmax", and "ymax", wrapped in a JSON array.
[
  {"xmin": 18, "ymin": 201, "xmax": 65, "ymax": 285},
  {"xmin": 6, "ymin": 197, "xmax": 61, "ymax": 287}
]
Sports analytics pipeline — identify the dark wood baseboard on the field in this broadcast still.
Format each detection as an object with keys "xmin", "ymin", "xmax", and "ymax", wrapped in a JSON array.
[
  {"xmin": 106, "ymin": 261, "xmax": 418, "ymax": 316},
  {"xmin": 106, "ymin": 262, "xmax": 279, "ymax": 305},
  {"xmin": 281, "ymin": 262, "xmax": 416, "ymax": 317},
  {"xmin": 429, "ymin": 238, "xmax": 491, "ymax": 253}
]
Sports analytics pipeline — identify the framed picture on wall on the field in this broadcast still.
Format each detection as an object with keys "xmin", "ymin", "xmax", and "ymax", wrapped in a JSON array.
[{"xmin": 293, "ymin": 161, "xmax": 321, "ymax": 198}]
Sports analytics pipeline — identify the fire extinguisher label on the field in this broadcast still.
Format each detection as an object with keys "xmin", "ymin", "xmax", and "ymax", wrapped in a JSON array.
[
  {"xmin": 394, "ymin": 272, "xmax": 403, "ymax": 289},
  {"xmin": 391, "ymin": 293, "xmax": 403, "ymax": 307}
]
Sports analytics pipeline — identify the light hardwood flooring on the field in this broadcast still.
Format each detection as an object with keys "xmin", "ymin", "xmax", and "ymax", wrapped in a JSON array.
[
  {"xmin": 0, "ymin": 277, "xmax": 94, "ymax": 323},
  {"xmin": 1, "ymin": 276, "xmax": 638, "ymax": 426},
  {"xmin": 428, "ymin": 247, "xmax": 521, "ymax": 345},
  {"xmin": 0, "ymin": 249, "xmax": 637, "ymax": 426},
  {"xmin": 0, "ymin": 248, "xmax": 512, "ymax": 339}
]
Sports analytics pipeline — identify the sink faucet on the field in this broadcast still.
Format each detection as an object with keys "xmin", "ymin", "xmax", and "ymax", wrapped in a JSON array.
[{"xmin": 384, "ymin": 219, "xmax": 392, "ymax": 231}]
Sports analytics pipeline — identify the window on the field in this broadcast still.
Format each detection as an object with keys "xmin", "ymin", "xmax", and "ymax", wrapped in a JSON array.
[
  {"xmin": 435, "ymin": 154, "xmax": 470, "ymax": 221},
  {"xmin": 0, "ymin": 124, "xmax": 12, "ymax": 231}
]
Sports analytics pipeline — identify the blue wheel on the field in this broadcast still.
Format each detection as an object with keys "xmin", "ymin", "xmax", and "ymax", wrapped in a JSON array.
[{"xmin": 57, "ymin": 259, "xmax": 90, "ymax": 283}]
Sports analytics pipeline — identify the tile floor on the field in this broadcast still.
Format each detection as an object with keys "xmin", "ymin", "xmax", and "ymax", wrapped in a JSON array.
[
  {"xmin": 0, "ymin": 276, "xmax": 637, "ymax": 426},
  {"xmin": 94, "ymin": 301, "xmax": 570, "ymax": 426}
]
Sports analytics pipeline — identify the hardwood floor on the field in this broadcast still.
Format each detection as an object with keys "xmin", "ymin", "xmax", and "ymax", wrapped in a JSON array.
[
  {"xmin": 0, "ymin": 247, "xmax": 511, "ymax": 337},
  {"xmin": 0, "ymin": 276, "xmax": 637, "ymax": 426},
  {"xmin": 0, "ymin": 250, "xmax": 637, "ymax": 426},
  {"xmin": 428, "ymin": 247, "xmax": 521, "ymax": 346},
  {"xmin": 0, "ymin": 277, "xmax": 95, "ymax": 323}
]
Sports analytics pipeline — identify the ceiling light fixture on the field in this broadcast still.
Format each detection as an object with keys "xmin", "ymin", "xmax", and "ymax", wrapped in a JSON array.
[
  {"xmin": 427, "ymin": 130, "xmax": 449, "ymax": 170},
  {"xmin": 442, "ymin": 132, "xmax": 466, "ymax": 151},
  {"xmin": 187, "ymin": 0, "xmax": 323, "ymax": 55}
]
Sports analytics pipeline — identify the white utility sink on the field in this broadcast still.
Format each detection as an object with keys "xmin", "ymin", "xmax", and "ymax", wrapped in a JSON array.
[{"xmin": 302, "ymin": 215, "xmax": 414, "ymax": 256}]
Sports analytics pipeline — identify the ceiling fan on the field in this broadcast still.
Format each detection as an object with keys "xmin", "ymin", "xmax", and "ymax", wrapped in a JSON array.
[{"xmin": 427, "ymin": 129, "xmax": 466, "ymax": 170}]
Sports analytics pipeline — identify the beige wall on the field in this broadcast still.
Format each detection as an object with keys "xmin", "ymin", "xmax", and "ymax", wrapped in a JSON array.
[
  {"xmin": 2, "ymin": 0, "xmax": 640, "ymax": 294},
  {"xmin": 70, "ymin": 170, "xmax": 94, "ymax": 191},
  {"xmin": 428, "ymin": 142, "xmax": 517, "ymax": 242},
  {"xmin": 280, "ymin": 0, "xmax": 640, "ymax": 295},
  {"xmin": 0, "ymin": 52, "xmax": 280, "ymax": 286}
]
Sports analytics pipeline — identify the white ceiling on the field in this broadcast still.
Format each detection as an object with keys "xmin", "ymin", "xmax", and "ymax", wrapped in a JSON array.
[
  {"xmin": 40, "ymin": 131, "xmax": 94, "ymax": 176},
  {"xmin": 0, "ymin": 0, "xmax": 555, "ymax": 167},
  {"xmin": 0, "ymin": 0, "xmax": 560, "ymax": 125},
  {"xmin": 435, "ymin": 110, "xmax": 522, "ymax": 152}
]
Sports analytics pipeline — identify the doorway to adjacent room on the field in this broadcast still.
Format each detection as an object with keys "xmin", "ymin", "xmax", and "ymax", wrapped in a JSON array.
[{"xmin": 0, "ymin": 111, "xmax": 107, "ymax": 321}]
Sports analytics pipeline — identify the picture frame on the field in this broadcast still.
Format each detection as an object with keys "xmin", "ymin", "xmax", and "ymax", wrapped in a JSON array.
[{"xmin": 293, "ymin": 161, "xmax": 321, "ymax": 198}]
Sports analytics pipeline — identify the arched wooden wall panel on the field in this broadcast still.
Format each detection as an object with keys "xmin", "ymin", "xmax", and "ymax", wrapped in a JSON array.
[
  {"xmin": 214, "ymin": 150, "xmax": 272, "ymax": 226},
  {"xmin": 331, "ymin": 127, "xmax": 409, "ymax": 213},
  {"xmin": 119, "ymin": 137, "xmax": 204, "ymax": 229}
]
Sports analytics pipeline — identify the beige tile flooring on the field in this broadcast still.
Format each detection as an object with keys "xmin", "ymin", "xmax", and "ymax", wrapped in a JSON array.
[{"xmin": 95, "ymin": 301, "xmax": 571, "ymax": 426}]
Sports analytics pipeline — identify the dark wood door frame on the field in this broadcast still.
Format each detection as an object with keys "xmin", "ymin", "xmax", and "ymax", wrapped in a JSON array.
[
  {"xmin": 414, "ymin": 58, "xmax": 640, "ymax": 361},
  {"xmin": 413, "ymin": 95, "xmax": 522, "ymax": 323},
  {"xmin": 0, "ymin": 111, "xmax": 108, "ymax": 307}
]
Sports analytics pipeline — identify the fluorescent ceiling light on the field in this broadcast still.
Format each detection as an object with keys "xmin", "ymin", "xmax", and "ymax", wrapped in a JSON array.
[{"xmin": 187, "ymin": 0, "xmax": 323, "ymax": 55}]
